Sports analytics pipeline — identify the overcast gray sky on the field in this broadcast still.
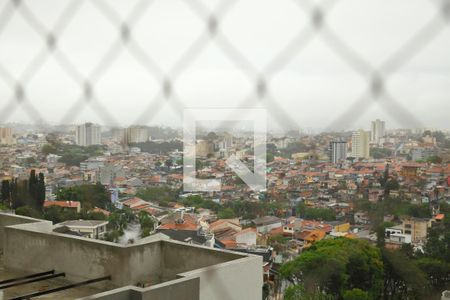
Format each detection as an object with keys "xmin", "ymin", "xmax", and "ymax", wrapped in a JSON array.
[{"xmin": 0, "ymin": 0, "xmax": 449, "ymax": 132}]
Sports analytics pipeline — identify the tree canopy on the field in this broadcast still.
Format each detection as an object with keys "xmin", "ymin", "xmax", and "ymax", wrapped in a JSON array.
[
  {"xmin": 56, "ymin": 183, "xmax": 110, "ymax": 209},
  {"xmin": 297, "ymin": 202, "xmax": 336, "ymax": 221},
  {"xmin": 1, "ymin": 170, "xmax": 46, "ymax": 211},
  {"xmin": 281, "ymin": 238, "xmax": 384, "ymax": 299}
]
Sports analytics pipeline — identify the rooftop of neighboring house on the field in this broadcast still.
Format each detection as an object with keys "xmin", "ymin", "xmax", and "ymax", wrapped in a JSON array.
[
  {"xmin": 154, "ymin": 228, "xmax": 209, "ymax": 245},
  {"xmin": 56, "ymin": 220, "xmax": 108, "ymax": 228},
  {"xmin": 44, "ymin": 200, "xmax": 80, "ymax": 209},
  {"xmin": 90, "ymin": 207, "xmax": 111, "ymax": 216},
  {"xmin": 434, "ymin": 214, "xmax": 445, "ymax": 221},
  {"xmin": 252, "ymin": 216, "xmax": 281, "ymax": 226},
  {"xmin": 120, "ymin": 196, "xmax": 148, "ymax": 208},
  {"xmin": 209, "ymin": 218, "xmax": 241, "ymax": 231}
]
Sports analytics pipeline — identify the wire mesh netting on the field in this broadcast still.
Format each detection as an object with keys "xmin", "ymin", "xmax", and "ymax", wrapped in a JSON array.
[{"xmin": 0, "ymin": 0, "xmax": 449, "ymax": 130}]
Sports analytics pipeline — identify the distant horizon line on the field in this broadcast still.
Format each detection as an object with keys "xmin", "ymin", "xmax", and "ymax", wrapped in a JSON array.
[{"xmin": 1, "ymin": 122, "xmax": 449, "ymax": 134}]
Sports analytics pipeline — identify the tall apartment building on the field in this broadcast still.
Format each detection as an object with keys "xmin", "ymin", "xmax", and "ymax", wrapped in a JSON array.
[
  {"xmin": 126, "ymin": 126, "xmax": 149, "ymax": 144},
  {"xmin": 76, "ymin": 123, "xmax": 101, "ymax": 146},
  {"xmin": 329, "ymin": 140, "xmax": 347, "ymax": 164},
  {"xmin": 112, "ymin": 126, "xmax": 150, "ymax": 145},
  {"xmin": 112, "ymin": 127, "xmax": 127, "ymax": 143},
  {"xmin": 371, "ymin": 119, "xmax": 385, "ymax": 143},
  {"xmin": 352, "ymin": 130, "xmax": 370, "ymax": 159},
  {"xmin": 0, "ymin": 127, "xmax": 14, "ymax": 145},
  {"xmin": 223, "ymin": 132, "xmax": 233, "ymax": 150}
]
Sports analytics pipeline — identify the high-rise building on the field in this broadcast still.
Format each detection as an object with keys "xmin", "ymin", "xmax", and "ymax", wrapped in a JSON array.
[
  {"xmin": 126, "ymin": 126, "xmax": 150, "ymax": 144},
  {"xmin": 0, "ymin": 127, "xmax": 15, "ymax": 145},
  {"xmin": 352, "ymin": 130, "xmax": 370, "ymax": 159},
  {"xmin": 112, "ymin": 126, "xmax": 150, "ymax": 145},
  {"xmin": 112, "ymin": 127, "xmax": 126, "ymax": 143},
  {"xmin": 329, "ymin": 140, "xmax": 347, "ymax": 164},
  {"xmin": 223, "ymin": 132, "xmax": 233, "ymax": 150},
  {"xmin": 371, "ymin": 119, "xmax": 385, "ymax": 143},
  {"xmin": 76, "ymin": 123, "xmax": 101, "ymax": 146}
]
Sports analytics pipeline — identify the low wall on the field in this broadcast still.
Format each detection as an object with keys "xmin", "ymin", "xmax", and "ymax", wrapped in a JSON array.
[
  {"xmin": 139, "ymin": 277, "xmax": 199, "ymax": 300},
  {"xmin": 179, "ymin": 256, "xmax": 263, "ymax": 300},
  {"xmin": 83, "ymin": 277, "xmax": 200, "ymax": 300},
  {"xmin": 0, "ymin": 213, "xmax": 262, "ymax": 300},
  {"xmin": 0, "ymin": 212, "xmax": 52, "ymax": 252},
  {"xmin": 3, "ymin": 223, "xmax": 161, "ymax": 286},
  {"xmin": 161, "ymin": 240, "xmax": 244, "ymax": 280}
]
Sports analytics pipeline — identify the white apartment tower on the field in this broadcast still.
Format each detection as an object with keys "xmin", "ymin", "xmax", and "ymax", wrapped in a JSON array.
[
  {"xmin": 352, "ymin": 130, "xmax": 370, "ymax": 159},
  {"xmin": 329, "ymin": 140, "xmax": 347, "ymax": 164},
  {"xmin": 126, "ymin": 126, "xmax": 150, "ymax": 144},
  {"xmin": 0, "ymin": 127, "xmax": 15, "ymax": 145},
  {"xmin": 371, "ymin": 119, "xmax": 385, "ymax": 143},
  {"xmin": 223, "ymin": 133, "xmax": 233, "ymax": 150},
  {"xmin": 76, "ymin": 123, "xmax": 101, "ymax": 146}
]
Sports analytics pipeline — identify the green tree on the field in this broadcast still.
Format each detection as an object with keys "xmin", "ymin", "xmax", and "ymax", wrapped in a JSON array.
[
  {"xmin": 27, "ymin": 170, "xmax": 45, "ymax": 211},
  {"xmin": 217, "ymin": 208, "xmax": 236, "ymax": 219},
  {"xmin": 370, "ymin": 148, "xmax": 393, "ymax": 159},
  {"xmin": 15, "ymin": 205, "xmax": 41, "ymax": 218},
  {"xmin": 138, "ymin": 210, "xmax": 155, "ymax": 238},
  {"xmin": 297, "ymin": 203, "xmax": 336, "ymax": 221},
  {"xmin": 343, "ymin": 288, "xmax": 369, "ymax": 300},
  {"xmin": 42, "ymin": 144, "xmax": 57, "ymax": 155},
  {"xmin": 424, "ymin": 226, "xmax": 450, "ymax": 262},
  {"xmin": 385, "ymin": 178, "xmax": 399, "ymax": 191},
  {"xmin": 1, "ymin": 179, "xmax": 10, "ymax": 204},
  {"xmin": 382, "ymin": 249, "xmax": 427, "ymax": 299},
  {"xmin": 56, "ymin": 183, "xmax": 110, "ymax": 209},
  {"xmin": 268, "ymin": 234, "xmax": 289, "ymax": 253},
  {"xmin": 282, "ymin": 142, "xmax": 311, "ymax": 158},
  {"xmin": 107, "ymin": 208, "xmax": 134, "ymax": 235},
  {"xmin": 426, "ymin": 155, "xmax": 442, "ymax": 164},
  {"xmin": 137, "ymin": 186, "xmax": 177, "ymax": 204},
  {"xmin": 13, "ymin": 179, "xmax": 30, "ymax": 209},
  {"xmin": 36, "ymin": 173, "xmax": 46, "ymax": 210},
  {"xmin": 284, "ymin": 284, "xmax": 332, "ymax": 300},
  {"xmin": 42, "ymin": 206, "xmax": 64, "ymax": 223},
  {"xmin": 165, "ymin": 159, "xmax": 173, "ymax": 168},
  {"xmin": 104, "ymin": 230, "xmax": 121, "ymax": 243},
  {"xmin": 416, "ymin": 257, "xmax": 450, "ymax": 290},
  {"xmin": 280, "ymin": 238, "xmax": 384, "ymax": 299},
  {"xmin": 10, "ymin": 178, "xmax": 19, "ymax": 209}
]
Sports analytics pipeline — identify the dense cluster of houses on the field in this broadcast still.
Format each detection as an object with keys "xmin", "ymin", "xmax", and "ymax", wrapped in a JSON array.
[{"xmin": 1, "ymin": 126, "xmax": 450, "ymax": 296}]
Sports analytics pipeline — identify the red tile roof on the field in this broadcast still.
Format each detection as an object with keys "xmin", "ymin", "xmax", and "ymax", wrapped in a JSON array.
[
  {"xmin": 158, "ymin": 222, "xmax": 199, "ymax": 231},
  {"xmin": 44, "ymin": 200, "xmax": 80, "ymax": 209},
  {"xmin": 435, "ymin": 214, "xmax": 445, "ymax": 220}
]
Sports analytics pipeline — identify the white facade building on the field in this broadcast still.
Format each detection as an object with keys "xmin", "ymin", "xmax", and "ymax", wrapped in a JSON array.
[
  {"xmin": 0, "ymin": 127, "xmax": 15, "ymax": 145},
  {"xmin": 352, "ymin": 130, "xmax": 370, "ymax": 159},
  {"xmin": 76, "ymin": 123, "xmax": 101, "ymax": 146},
  {"xmin": 329, "ymin": 140, "xmax": 347, "ymax": 163},
  {"xmin": 371, "ymin": 119, "xmax": 386, "ymax": 143},
  {"xmin": 126, "ymin": 126, "xmax": 150, "ymax": 144}
]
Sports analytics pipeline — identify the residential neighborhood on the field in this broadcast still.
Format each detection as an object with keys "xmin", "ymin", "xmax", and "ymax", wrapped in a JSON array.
[{"xmin": 1, "ymin": 122, "xmax": 450, "ymax": 299}]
